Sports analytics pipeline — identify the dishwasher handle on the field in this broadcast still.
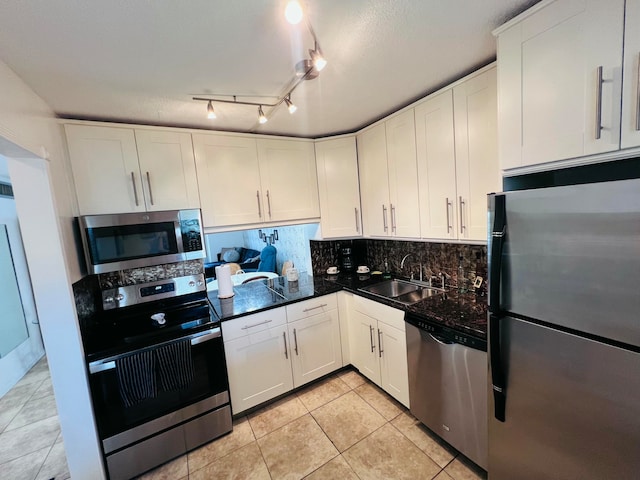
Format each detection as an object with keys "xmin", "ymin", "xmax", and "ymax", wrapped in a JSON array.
[{"xmin": 426, "ymin": 332, "xmax": 455, "ymax": 346}]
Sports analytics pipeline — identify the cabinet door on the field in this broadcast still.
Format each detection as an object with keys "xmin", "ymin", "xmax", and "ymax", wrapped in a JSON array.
[
  {"xmin": 415, "ymin": 90, "xmax": 458, "ymax": 240},
  {"xmin": 224, "ymin": 324, "xmax": 293, "ymax": 414},
  {"xmin": 385, "ymin": 110, "xmax": 421, "ymax": 238},
  {"xmin": 256, "ymin": 139, "xmax": 319, "ymax": 222},
  {"xmin": 453, "ymin": 67, "xmax": 500, "ymax": 242},
  {"xmin": 498, "ymin": 0, "xmax": 624, "ymax": 168},
  {"xmin": 350, "ymin": 310, "xmax": 381, "ymax": 386},
  {"xmin": 357, "ymin": 124, "xmax": 390, "ymax": 237},
  {"xmin": 315, "ymin": 137, "xmax": 362, "ymax": 238},
  {"xmin": 65, "ymin": 124, "xmax": 144, "ymax": 215},
  {"xmin": 377, "ymin": 321, "xmax": 410, "ymax": 408},
  {"xmin": 621, "ymin": 0, "xmax": 640, "ymax": 149},
  {"xmin": 192, "ymin": 134, "xmax": 262, "ymax": 228},
  {"xmin": 135, "ymin": 130, "xmax": 200, "ymax": 211},
  {"xmin": 289, "ymin": 309, "xmax": 342, "ymax": 387}
]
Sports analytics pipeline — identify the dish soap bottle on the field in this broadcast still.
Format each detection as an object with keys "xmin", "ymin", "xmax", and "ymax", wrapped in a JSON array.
[
  {"xmin": 457, "ymin": 255, "xmax": 467, "ymax": 293},
  {"xmin": 382, "ymin": 260, "xmax": 392, "ymax": 279}
]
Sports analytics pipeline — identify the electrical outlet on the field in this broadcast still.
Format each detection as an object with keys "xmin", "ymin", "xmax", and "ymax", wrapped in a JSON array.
[{"xmin": 473, "ymin": 276, "xmax": 483, "ymax": 289}]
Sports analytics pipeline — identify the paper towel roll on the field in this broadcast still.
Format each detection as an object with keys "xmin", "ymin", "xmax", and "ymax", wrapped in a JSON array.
[{"xmin": 215, "ymin": 264, "xmax": 235, "ymax": 299}]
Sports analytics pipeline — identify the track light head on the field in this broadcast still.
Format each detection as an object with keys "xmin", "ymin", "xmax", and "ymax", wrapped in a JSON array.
[
  {"xmin": 284, "ymin": 95, "xmax": 297, "ymax": 114},
  {"xmin": 309, "ymin": 43, "xmax": 327, "ymax": 72},
  {"xmin": 258, "ymin": 105, "xmax": 268, "ymax": 124},
  {"xmin": 207, "ymin": 101, "xmax": 217, "ymax": 119}
]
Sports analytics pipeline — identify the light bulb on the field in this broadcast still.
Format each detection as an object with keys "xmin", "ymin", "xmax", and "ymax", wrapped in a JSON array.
[
  {"xmin": 285, "ymin": 1, "xmax": 303, "ymax": 25},
  {"xmin": 258, "ymin": 106, "xmax": 268, "ymax": 124},
  {"xmin": 309, "ymin": 46, "xmax": 327, "ymax": 72},
  {"xmin": 285, "ymin": 96, "xmax": 297, "ymax": 114},
  {"xmin": 207, "ymin": 101, "xmax": 216, "ymax": 119}
]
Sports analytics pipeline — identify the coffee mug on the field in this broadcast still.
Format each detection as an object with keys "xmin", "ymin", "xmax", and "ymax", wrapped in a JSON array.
[
  {"xmin": 357, "ymin": 266, "xmax": 370, "ymax": 273},
  {"xmin": 286, "ymin": 268, "xmax": 299, "ymax": 282},
  {"xmin": 327, "ymin": 266, "xmax": 338, "ymax": 274}
]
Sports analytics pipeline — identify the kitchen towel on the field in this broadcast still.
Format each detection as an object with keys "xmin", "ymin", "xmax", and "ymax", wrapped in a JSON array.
[
  {"xmin": 116, "ymin": 349, "xmax": 156, "ymax": 408},
  {"xmin": 156, "ymin": 339, "xmax": 194, "ymax": 392},
  {"xmin": 216, "ymin": 264, "xmax": 235, "ymax": 298}
]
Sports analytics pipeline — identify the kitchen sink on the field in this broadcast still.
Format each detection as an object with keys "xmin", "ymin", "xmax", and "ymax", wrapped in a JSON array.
[{"xmin": 359, "ymin": 279, "xmax": 444, "ymax": 305}]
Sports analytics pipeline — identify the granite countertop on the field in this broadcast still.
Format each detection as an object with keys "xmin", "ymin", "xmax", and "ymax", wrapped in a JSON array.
[{"xmin": 209, "ymin": 272, "xmax": 487, "ymax": 340}]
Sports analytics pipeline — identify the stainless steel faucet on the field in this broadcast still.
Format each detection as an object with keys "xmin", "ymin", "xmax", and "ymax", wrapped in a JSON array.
[{"xmin": 401, "ymin": 253, "xmax": 423, "ymax": 281}]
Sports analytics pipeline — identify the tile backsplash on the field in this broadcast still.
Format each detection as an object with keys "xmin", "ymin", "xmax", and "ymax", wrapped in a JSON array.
[{"xmin": 310, "ymin": 239, "xmax": 487, "ymax": 292}]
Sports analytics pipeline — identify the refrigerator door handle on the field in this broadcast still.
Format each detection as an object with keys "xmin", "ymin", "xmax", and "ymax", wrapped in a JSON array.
[
  {"xmin": 490, "ymin": 313, "xmax": 507, "ymax": 422},
  {"xmin": 489, "ymin": 194, "xmax": 506, "ymax": 313}
]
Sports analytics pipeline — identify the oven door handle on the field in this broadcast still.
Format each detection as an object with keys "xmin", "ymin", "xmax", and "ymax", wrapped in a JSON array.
[{"xmin": 88, "ymin": 327, "xmax": 221, "ymax": 374}]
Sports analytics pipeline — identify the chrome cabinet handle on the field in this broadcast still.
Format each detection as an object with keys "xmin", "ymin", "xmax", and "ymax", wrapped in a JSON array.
[
  {"xmin": 146, "ymin": 172, "xmax": 154, "ymax": 206},
  {"xmin": 302, "ymin": 303, "xmax": 327, "ymax": 312},
  {"xmin": 355, "ymin": 207, "xmax": 360, "ymax": 233},
  {"xmin": 241, "ymin": 319, "xmax": 272, "ymax": 330},
  {"xmin": 256, "ymin": 190, "xmax": 262, "ymax": 218},
  {"xmin": 595, "ymin": 65, "xmax": 603, "ymax": 140},
  {"xmin": 382, "ymin": 205, "xmax": 388, "ymax": 232},
  {"xmin": 378, "ymin": 329, "xmax": 383, "ymax": 357},
  {"xmin": 369, "ymin": 325, "xmax": 375, "ymax": 353},
  {"xmin": 266, "ymin": 190, "xmax": 272, "ymax": 218},
  {"xmin": 636, "ymin": 53, "xmax": 640, "ymax": 131},
  {"xmin": 130, "ymin": 172, "xmax": 139, "ymax": 206},
  {"xmin": 446, "ymin": 197, "xmax": 453, "ymax": 233},
  {"xmin": 459, "ymin": 196, "xmax": 466, "ymax": 233},
  {"xmin": 293, "ymin": 328, "xmax": 299, "ymax": 355},
  {"xmin": 283, "ymin": 331, "xmax": 288, "ymax": 359},
  {"xmin": 390, "ymin": 204, "xmax": 396, "ymax": 233}
]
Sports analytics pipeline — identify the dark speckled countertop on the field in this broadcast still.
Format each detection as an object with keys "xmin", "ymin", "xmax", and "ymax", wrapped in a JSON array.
[{"xmin": 209, "ymin": 272, "xmax": 487, "ymax": 340}]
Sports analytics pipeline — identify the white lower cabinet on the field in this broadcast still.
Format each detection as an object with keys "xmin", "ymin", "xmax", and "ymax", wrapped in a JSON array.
[
  {"xmin": 349, "ymin": 296, "xmax": 410, "ymax": 407},
  {"xmin": 287, "ymin": 296, "xmax": 342, "ymax": 387},
  {"xmin": 222, "ymin": 294, "xmax": 341, "ymax": 415},
  {"xmin": 222, "ymin": 308, "xmax": 293, "ymax": 414}
]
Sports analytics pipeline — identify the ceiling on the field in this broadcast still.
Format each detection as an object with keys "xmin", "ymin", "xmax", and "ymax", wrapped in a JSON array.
[{"xmin": 0, "ymin": 0, "xmax": 539, "ymax": 138}]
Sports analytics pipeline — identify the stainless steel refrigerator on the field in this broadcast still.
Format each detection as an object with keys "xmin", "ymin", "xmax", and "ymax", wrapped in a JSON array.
[{"xmin": 488, "ymin": 175, "xmax": 640, "ymax": 479}]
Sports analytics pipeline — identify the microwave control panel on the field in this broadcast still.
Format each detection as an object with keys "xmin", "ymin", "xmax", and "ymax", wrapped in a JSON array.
[{"xmin": 180, "ymin": 218, "xmax": 203, "ymax": 252}]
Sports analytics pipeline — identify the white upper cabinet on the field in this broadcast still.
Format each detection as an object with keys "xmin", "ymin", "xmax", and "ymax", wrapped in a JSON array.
[
  {"xmin": 357, "ymin": 112, "xmax": 420, "ymax": 238},
  {"xmin": 496, "ymin": 0, "xmax": 625, "ymax": 169},
  {"xmin": 416, "ymin": 66, "xmax": 498, "ymax": 242},
  {"xmin": 622, "ymin": 0, "xmax": 640, "ymax": 149},
  {"xmin": 193, "ymin": 134, "xmax": 263, "ymax": 227},
  {"xmin": 65, "ymin": 124, "xmax": 200, "ymax": 215},
  {"xmin": 134, "ymin": 129, "xmax": 200, "ymax": 212},
  {"xmin": 315, "ymin": 136, "xmax": 362, "ymax": 238},
  {"xmin": 193, "ymin": 134, "xmax": 319, "ymax": 229},
  {"xmin": 357, "ymin": 124, "xmax": 390, "ymax": 237},
  {"xmin": 453, "ymin": 67, "xmax": 500, "ymax": 241},
  {"xmin": 385, "ymin": 110, "xmax": 421, "ymax": 238},
  {"xmin": 415, "ymin": 90, "xmax": 458, "ymax": 240},
  {"xmin": 256, "ymin": 139, "xmax": 319, "ymax": 223}
]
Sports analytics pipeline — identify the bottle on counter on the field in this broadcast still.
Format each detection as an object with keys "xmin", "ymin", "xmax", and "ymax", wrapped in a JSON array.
[
  {"xmin": 382, "ymin": 260, "xmax": 392, "ymax": 279},
  {"xmin": 457, "ymin": 255, "xmax": 467, "ymax": 294}
]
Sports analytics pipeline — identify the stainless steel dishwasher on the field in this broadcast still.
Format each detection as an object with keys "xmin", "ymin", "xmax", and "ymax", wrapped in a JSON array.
[{"xmin": 405, "ymin": 313, "xmax": 487, "ymax": 470}]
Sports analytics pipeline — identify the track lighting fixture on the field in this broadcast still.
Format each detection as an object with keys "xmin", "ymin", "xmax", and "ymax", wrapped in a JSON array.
[
  {"xmin": 284, "ymin": 0, "xmax": 303, "ymax": 25},
  {"xmin": 207, "ymin": 101, "xmax": 216, "ymax": 119},
  {"xmin": 258, "ymin": 106, "xmax": 268, "ymax": 124},
  {"xmin": 192, "ymin": 2, "xmax": 326, "ymax": 128},
  {"xmin": 284, "ymin": 95, "xmax": 297, "ymax": 114}
]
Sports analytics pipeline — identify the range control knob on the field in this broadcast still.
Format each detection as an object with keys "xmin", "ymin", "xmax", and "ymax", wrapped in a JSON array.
[
  {"xmin": 115, "ymin": 294, "xmax": 124, "ymax": 301},
  {"xmin": 104, "ymin": 296, "xmax": 114, "ymax": 304},
  {"xmin": 196, "ymin": 280, "xmax": 204, "ymax": 287},
  {"xmin": 188, "ymin": 281, "xmax": 196, "ymax": 287},
  {"xmin": 151, "ymin": 313, "xmax": 166, "ymax": 326}
]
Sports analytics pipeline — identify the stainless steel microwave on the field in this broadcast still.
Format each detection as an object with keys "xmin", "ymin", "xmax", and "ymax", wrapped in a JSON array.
[{"xmin": 79, "ymin": 209, "xmax": 206, "ymax": 274}]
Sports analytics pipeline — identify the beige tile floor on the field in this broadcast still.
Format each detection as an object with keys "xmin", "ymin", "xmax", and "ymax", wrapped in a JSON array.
[
  {"xmin": 0, "ymin": 360, "xmax": 487, "ymax": 480},
  {"xmin": 0, "ymin": 357, "xmax": 70, "ymax": 480},
  {"xmin": 142, "ymin": 368, "xmax": 487, "ymax": 480}
]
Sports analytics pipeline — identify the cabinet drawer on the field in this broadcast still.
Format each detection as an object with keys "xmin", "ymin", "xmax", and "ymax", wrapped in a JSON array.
[
  {"xmin": 353, "ymin": 295, "xmax": 405, "ymax": 331},
  {"xmin": 221, "ymin": 307, "xmax": 287, "ymax": 342},
  {"xmin": 286, "ymin": 294, "xmax": 337, "ymax": 322}
]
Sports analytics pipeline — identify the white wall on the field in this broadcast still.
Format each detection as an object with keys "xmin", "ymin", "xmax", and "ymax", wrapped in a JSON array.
[{"xmin": 0, "ymin": 59, "xmax": 105, "ymax": 479}]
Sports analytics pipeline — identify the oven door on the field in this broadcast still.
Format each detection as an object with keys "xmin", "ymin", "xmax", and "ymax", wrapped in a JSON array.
[{"xmin": 87, "ymin": 327, "xmax": 229, "ymax": 447}]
